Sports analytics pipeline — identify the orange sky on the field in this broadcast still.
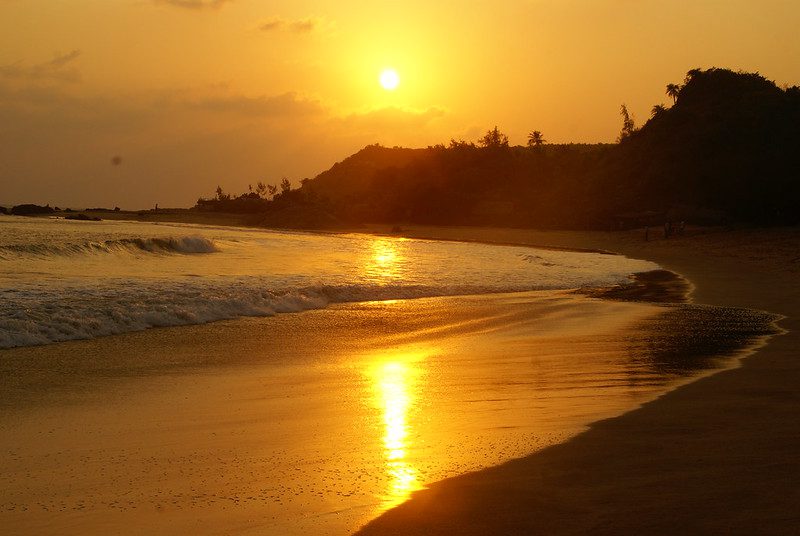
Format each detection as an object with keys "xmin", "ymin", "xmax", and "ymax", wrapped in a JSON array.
[{"xmin": 1, "ymin": 0, "xmax": 799, "ymax": 208}]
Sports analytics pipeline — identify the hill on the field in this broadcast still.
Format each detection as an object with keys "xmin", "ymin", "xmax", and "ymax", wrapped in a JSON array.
[
  {"xmin": 301, "ymin": 142, "xmax": 613, "ymax": 228},
  {"xmin": 195, "ymin": 68, "xmax": 800, "ymax": 229},
  {"xmin": 610, "ymin": 67, "xmax": 800, "ymax": 223}
]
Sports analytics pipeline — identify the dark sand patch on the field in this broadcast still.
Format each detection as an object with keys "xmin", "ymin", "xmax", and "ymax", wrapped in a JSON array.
[
  {"xmin": 577, "ymin": 269, "xmax": 692, "ymax": 304},
  {"xmin": 354, "ymin": 225, "xmax": 799, "ymax": 536}
]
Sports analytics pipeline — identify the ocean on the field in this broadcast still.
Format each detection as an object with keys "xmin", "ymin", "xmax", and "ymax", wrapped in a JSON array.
[
  {"xmin": 0, "ymin": 217, "xmax": 658, "ymax": 349},
  {"xmin": 0, "ymin": 216, "xmax": 779, "ymax": 535}
]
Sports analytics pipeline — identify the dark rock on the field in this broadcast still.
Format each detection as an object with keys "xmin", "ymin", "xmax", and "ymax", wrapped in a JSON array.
[
  {"xmin": 65, "ymin": 213, "xmax": 101, "ymax": 221},
  {"xmin": 11, "ymin": 204, "xmax": 55, "ymax": 216}
]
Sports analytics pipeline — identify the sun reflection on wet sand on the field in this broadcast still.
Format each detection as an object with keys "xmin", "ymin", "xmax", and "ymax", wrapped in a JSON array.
[{"xmin": 370, "ymin": 356, "xmax": 424, "ymax": 508}]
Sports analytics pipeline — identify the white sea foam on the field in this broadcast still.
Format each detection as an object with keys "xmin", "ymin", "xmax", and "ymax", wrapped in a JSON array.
[
  {"xmin": 0, "ymin": 278, "xmax": 620, "ymax": 349},
  {"xmin": 0, "ymin": 236, "xmax": 218, "ymax": 258},
  {"xmin": 0, "ymin": 218, "xmax": 661, "ymax": 349},
  {"xmin": 0, "ymin": 283, "xmax": 327, "ymax": 348}
]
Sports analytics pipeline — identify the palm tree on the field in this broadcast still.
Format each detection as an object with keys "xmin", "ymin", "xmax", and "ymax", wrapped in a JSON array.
[
  {"xmin": 527, "ymin": 130, "xmax": 546, "ymax": 147},
  {"xmin": 651, "ymin": 104, "xmax": 667, "ymax": 118},
  {"xmin": 666, "ymin": 83, "xmax": 681, "ymax": 105}
]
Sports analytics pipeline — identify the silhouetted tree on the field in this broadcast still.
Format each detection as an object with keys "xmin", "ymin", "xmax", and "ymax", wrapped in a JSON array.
[
  {"xmin": 527, "ymin": 130, "xmax": 546, "ymax": 147},
  {"xmin": 479, "ymin": 126, "xmax": 509, "ymax": 148},
  {"xmin": 192, "ymin": 67, "xmax": 800, "ymax": 228},
  {"xmin": 651, "ymin": 104, "xmax": 667, "ymax": 118},
  {"xmin": 255, "ymin": 181, "xmax": 268, "ymax": 198},
  {"xmin": 666, "ymin": 83, "xmax": 682, "ymax": 104},
  {"xmin": 215, "ymin": 185, "xmax": 230, "ymax": 202},
  {"xmin": 449, "ymin": 139, "xmax": 475, "ymax": 149},
  {"xmin": 618, "ymin": 104, "xmax": 636, "ymax": 142},
  {"xmin": 684, "ymin": 68, "xmax": 702, "ymax": 85}
]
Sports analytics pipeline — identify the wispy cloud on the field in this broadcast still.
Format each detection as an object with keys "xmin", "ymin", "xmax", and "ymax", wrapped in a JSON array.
[
  {"xmin": 185, "ymin": 91, "xmax": 325, "ymax": 117},
  {"xmin": 153, "ymin": 0, "xmax": 233, "ymax": 10},
  {"xmin": 258, "ymin": 16, "xmax": 325, "ymax": 33},
  {"xmin": 0, "ymin": 50, "xmax": 82, "ymax": 82},
  {"xmin": 290, "ymin": 17, "xmax": 319, "ymax": 33},
  {"xmin": 258, "ymin": 18, "xmax": 283, "ymax": 32},
  {"xmin": 48, "ymin": 50, "xmax": 81, "ymax": 69},
  {"xmin": 0, "ymin": 81, "xmax": 339, "ymax": 208},
  {"xmin": 338, "ymin": 106, "xmax": 446, "ymax": 131}
]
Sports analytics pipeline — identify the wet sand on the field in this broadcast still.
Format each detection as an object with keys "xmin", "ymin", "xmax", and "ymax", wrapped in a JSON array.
[
  {"xmin": 0, "ymin": 284, "xmax": 778, "ymax": 534},
  {"xmin": 1, "ymin": 292, "xmax": 645, "ymax": 534},
  {"xmin": 355, "ymin": 225, "xmax": 800, "ymax": 535},
  {"xmin": 1, "ymin": 221, "xmax": 796, "ymax": 535}
]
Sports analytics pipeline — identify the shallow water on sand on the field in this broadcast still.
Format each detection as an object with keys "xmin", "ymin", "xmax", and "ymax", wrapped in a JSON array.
[
  {"xmin": 0, "ymin": 291, "xmax": 778, "ymax": 535},
  {"xmin": 0, "ymin": 216, "xmax": 657, "ymax": 348}
]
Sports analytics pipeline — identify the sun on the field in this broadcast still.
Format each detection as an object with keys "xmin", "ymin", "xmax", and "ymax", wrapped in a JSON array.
[{"xmin": 379, "ymin": 69, "xmax": 400, "ymax": 91}]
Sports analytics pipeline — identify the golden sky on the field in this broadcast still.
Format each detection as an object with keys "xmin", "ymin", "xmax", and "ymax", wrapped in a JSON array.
[{"xmin": 1, "ymin": 0, "xmax": 799, "ymax": 208}]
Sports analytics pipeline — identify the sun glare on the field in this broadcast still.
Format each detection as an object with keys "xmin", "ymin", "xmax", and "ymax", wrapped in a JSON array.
[
  {"xmin": 369, "ymin": 355, "xmax": 424, "ymax": 508},
  {"xmin": 379, "ymin": 69, "xmax": 400, "ymax": 91}
]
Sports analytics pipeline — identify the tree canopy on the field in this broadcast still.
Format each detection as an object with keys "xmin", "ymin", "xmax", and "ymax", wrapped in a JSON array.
[{"xmin": 195, "ymin": 68, "xmax": 800, "ymax": 229}]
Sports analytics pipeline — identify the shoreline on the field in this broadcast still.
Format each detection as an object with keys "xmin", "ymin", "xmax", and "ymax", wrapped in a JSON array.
[
  {"xmin": 18, "ymin": 210, "xmax": 620, "ymax": 255},
  {"xmin": 4, "ymin": 290, "xmax": 744, "ymax": 535},
  {"xmin": 3, "ymin": 212, "xmax": 798, "ymax": 533},
  {"xmin": 354, "ymin": 224, "xmax": 800, "ymax": 535}
]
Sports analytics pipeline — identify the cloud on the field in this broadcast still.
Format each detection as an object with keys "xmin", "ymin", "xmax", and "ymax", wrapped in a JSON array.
[
  {"xmin": 258, "ymin": 17, "xmax": 283, "ymax": 32},
  {"xmin": 48, "ymin": 50, "xmax": 81, "ymax": 69},
  {"xmin": 0, "ymin": 82, "xmax": 159, "ymax": 140},
  {"xmin": 322, "ymin": 106, "xmax": 448, "ymax": 149},
  {"xmin": 0, "ymin": 77, "xmax": 455, "ymax": 209},
  {"xmin": 185, "ymin": 92, "xmax": 325, "ymax": 117},
  {"xmin": 0, "ymin": 80, "xmax": 340, "ymax": 208},
  {"xmin": 258, "ymin": 16, "xmax": 324, "ymax": 33},
  {"xmin": 153, "ymin": 0, "xmax": 233, "ymax": 10},
  {"xmin": 0, "ymin": 50, "xmax": 82, "ymax": 82},
  {"xmin": 290, "ymin": 18, "xmax": 319, "ymax": 33},
  {"xmin": 337, "ymin": 106, "xmax": 446, "ymax": 131}
]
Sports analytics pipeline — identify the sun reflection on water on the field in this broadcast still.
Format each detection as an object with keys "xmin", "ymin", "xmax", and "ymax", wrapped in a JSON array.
[
  {"xmin": 370, "ymin": 356, "xmax": 424, "ymax": 508},
  {"xmin": 364, "ymin": 238, "xmax": 406, "ymax": 283}
]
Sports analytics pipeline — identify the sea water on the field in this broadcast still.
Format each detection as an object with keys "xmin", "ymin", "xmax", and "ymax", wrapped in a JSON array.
[
  {"xmin": 0, "ymin": 216, "xmax": 658, "ymax": 349},
  {"xmin": 0, "ymin": 215, "xmax": 781, "ymax": 535}
]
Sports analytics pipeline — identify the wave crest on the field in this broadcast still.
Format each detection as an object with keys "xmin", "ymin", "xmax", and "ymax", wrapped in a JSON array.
[
  {"xmin": 0, "ymin": 280, "xmax": 514, "ymax": 349},
  {"xmin": 0, "ymin": 236, "xmax": 219, "ymax": 258},
  {"xmin": 0, "ymin": 284, "xmax": 328, "ymax": 349}
]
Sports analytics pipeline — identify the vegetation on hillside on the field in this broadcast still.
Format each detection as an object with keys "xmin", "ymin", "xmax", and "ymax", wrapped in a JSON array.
[
  {"xmin": 194, "ymin": 68, "xmax": 800, "ymax": 229},
  {"xmin": 609, "ymin": 68, "xmax": 800, "ymax": 224}
]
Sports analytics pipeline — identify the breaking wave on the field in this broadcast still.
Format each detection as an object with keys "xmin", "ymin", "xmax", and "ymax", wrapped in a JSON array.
[
  {"xmin": 1, "ymin": 279, "xmax": 563, "ymax": 349},
  {"xmin": 0, "ymin": 220, "xmax": 663, "ymax": 350},
  {"xmin": 0, "ymin": 236, "xmax": 219, "ymax": 258}
]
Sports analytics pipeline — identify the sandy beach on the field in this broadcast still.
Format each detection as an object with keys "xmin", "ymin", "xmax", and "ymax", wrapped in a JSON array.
[
  {"xmin": 1, "ymin": 219, "xmax": 797, "ymax": 535},
  {"xmin": 4, "ymin": 286, "xmax": 766, "ymax": 535},
  {"xmin": 4, "ymin": 1, "xmax": 799, "ymax": 533},
  {"xmin": 355, "ymin": 225, "xmax": 800, "ymax": 535}
]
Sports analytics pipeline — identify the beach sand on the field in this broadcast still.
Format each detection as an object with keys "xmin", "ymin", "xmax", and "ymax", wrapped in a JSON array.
[
  {"xmin": 5, "ymin": 289, "xmax": 759, "ymax": 535},
  {"xmin": 355, "ymin": 225, "xmax": 800, "ymax": 535},
  {"xmin": 1, "ymin": 222, "xmax": 796, "ymax": 535}
]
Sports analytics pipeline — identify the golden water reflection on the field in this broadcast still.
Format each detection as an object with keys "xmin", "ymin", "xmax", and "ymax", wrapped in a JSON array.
[
  {"xmin": 370, "ymin": 356, "xmax": 424, "ymax": 507},
  {"xmin": 364, "ymin": 238, "xmax": 406, "ymax": 283}
]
